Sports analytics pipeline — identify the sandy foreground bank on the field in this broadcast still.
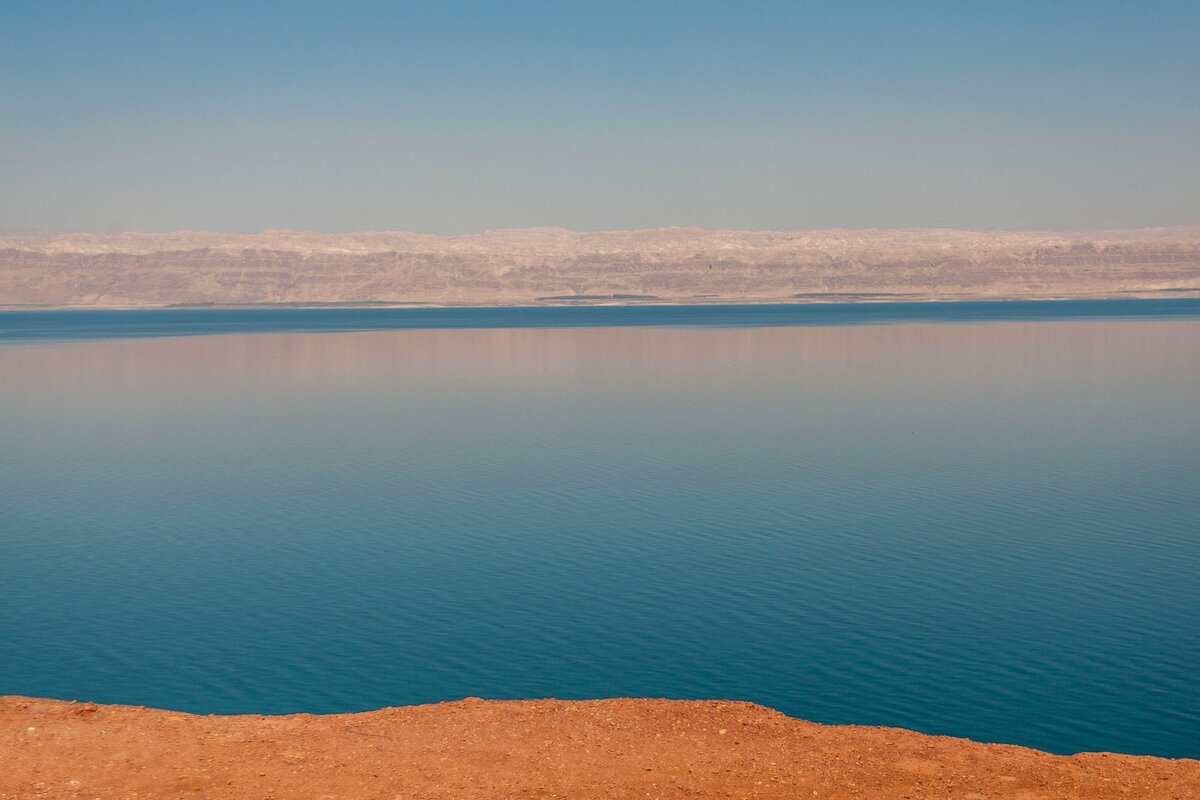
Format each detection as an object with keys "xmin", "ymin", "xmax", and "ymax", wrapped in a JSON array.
[{"xmin": 2, "ymin": 697, "xmax": 1197, "ymax": 799}]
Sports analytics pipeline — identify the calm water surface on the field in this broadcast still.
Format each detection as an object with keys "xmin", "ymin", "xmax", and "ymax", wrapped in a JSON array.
[{"xmin": 1, "ymin": 303, "xmax": 1198, "ymax": 758}]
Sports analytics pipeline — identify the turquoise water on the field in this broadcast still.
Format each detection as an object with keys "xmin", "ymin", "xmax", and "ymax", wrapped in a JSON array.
[
  {"xmin": 1, "ymin": 301, "xmax": 1198, "ymax": 758},
  {"xmin": 4, "ymin": 298, "xmax": 1200, "ymax": 343}
]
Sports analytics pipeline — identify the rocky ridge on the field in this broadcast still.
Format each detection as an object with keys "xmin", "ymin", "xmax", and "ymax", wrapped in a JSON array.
[{"xmin": 2, "ymin": 225, "xmax": 1199, "ymax": 307}]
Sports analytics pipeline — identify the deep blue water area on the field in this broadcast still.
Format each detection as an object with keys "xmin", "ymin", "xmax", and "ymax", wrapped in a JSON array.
[
  {"xmin": 1, "ymin": 302, "xmax": 1198, "ymax": 758},
  {"xmin": 3, "ymin": 297, "xmax": 1200, "ymax": 343}
]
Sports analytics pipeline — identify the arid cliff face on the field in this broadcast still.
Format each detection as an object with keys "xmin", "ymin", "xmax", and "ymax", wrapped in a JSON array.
[
  {"xmin": 2, "ymin": 226, "xmax": 1199, "ymax": 307},
  {"xmin": 2, "ymin": 697, "xmax": 1198, "ymax": 799}
]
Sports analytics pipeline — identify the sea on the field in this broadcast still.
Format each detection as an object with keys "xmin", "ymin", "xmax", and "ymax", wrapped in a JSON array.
[{"xmin": 1, "ymin": 299, "xmax": 1197, "ymax": 758}]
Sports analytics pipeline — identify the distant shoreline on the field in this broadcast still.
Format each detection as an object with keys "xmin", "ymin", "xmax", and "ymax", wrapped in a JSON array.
[{"xmin": 3, "ymin": 287, "xmax": 1199, "ymax": 312}]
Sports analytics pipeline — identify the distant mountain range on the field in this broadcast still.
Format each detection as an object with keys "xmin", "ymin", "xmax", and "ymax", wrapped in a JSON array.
[{"xmin": 3, "ymin": 225, "xmax": 1199, "ymax": 308}]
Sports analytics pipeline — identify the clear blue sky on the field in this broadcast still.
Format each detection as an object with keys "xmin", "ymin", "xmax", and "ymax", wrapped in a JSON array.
[{"xmin": 2, "ymin": 1, "xmax": 1197, "ymax": 233}]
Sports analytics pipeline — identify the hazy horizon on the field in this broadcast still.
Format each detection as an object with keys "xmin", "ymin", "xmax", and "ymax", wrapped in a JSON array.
[
  {"xmin": 5, "ymin": 220, "xmax": 1200, "ymax": 239},
  {"xmin": 3, "ymin": 1, "xmax": 1199, "ymax": 234}
]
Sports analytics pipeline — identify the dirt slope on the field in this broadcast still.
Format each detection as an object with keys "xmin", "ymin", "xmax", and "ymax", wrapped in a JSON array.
[{"xmin": 2, "ymin": 696, "xmax": 1197, "ymax": 799}]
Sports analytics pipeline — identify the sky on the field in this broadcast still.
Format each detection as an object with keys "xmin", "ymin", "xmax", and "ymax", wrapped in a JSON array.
[{"xmin": 1, "ymin": 1, "xmax": 1198, "ymax": 234}]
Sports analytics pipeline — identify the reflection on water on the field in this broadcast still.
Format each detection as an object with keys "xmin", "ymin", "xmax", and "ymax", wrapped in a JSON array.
[{"xmin": 2, "ymin": 320, "xmax": 1198, "ymax": 757}]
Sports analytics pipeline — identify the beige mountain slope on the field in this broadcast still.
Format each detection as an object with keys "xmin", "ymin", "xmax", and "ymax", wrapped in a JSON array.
[{"xmin": 2, "ymin": 225, "xmax": 1199, "ymax": 307}]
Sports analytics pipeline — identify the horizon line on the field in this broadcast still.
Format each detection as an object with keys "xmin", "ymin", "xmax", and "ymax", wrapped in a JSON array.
[{"xmin": 6, "ymin": 221, "xmax": 1200, "ymax": 239}]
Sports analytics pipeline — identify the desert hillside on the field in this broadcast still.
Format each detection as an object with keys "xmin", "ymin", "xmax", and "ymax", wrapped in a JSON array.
[
  {"xmin": 2, "ymin": 696, "xmax": 1197, "ymax": 799},
  {"xmin": 3, "ymin": 226, "xmax": 1199, "ymax": 307}
]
